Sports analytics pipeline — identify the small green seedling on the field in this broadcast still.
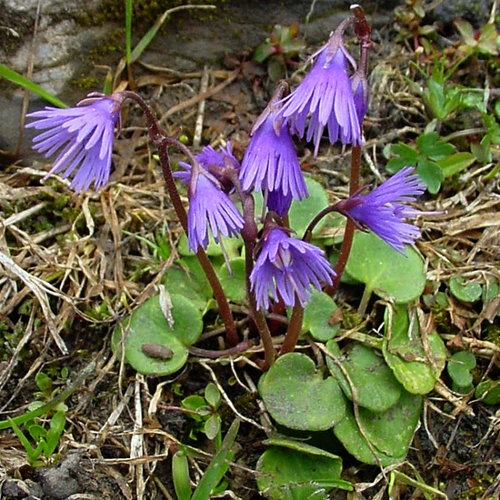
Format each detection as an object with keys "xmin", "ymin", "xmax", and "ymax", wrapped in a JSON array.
[
  {"xmin": 447, "ymin": 351, "xmax": 476, "ymax": 393},
  {"xmin": 182, "ymin": 382, "xmax": 223, "ymax": 449}
]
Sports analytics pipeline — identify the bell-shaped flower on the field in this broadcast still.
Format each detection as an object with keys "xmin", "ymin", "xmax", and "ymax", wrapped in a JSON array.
[
  {"xmin": 185, "ymin": 166, "xmax": 244, "ymax": 252},
  {"xmin": 250, "ymin": 227, "xmax": 335, "ymax": 309},
  {"xmin": 26, "ymin": 93, "xmax": 124, "ymax": 192},
  {"xmin": 278, "ymin": 33, "xmax": 361, "ymax": 156},
  {"xmin": 338, "ymin": 167, "xmax": 428, "ymax": 253}
]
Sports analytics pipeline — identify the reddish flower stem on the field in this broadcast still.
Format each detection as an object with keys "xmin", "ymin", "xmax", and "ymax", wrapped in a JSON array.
[
  {"xmin": 326, "ymin": 144, "xmax": 361, "ymax": 295},
  {"xmin": 123, "ymin": 91, "xmax": 238, "ymax": 346},
  {"xmin": 280, "ymin": 304, "xmax": 304, "ymax": 355}
]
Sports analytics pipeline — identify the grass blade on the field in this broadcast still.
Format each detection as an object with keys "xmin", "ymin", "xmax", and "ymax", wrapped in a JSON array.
[
  {"xmin": 0, "ymin": 63, "xmax": 67, "ymax": 108},
  {"xmin": 125, "ymin": 0, "xmax": 133, "ymax": 64},
  {"xmin": 130, "ymin": 5, "xmax": 216, "ymax": 63},
  {"xmin": 191, "ymin": 418, "xmax": 239, "ymax": 500}
]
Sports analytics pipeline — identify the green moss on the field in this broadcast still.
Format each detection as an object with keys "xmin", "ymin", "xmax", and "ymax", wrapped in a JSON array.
[{"xmin": 70, "ymin": 76, "xmax": 100, "ymax": 90}]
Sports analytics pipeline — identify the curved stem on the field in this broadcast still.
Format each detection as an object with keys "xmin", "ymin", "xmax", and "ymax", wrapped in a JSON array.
[
  {"xmin": 123, "ymin": 92, "xmax": 238, "ymax": 345},
  {"xmin": 226, "ymin": 169, "xmax": 275, "ymax": 368},
  {"xmin": 188, "ymin": 340, "xmax": 254, "ymax": 359},
  {"xmin": 244, "ymin": 241, "xmax": 276, "ymax": 369},
  {"xmin": 280, "ymin": 304, "xmax": 304, "ymax": 355},
  {"xmin": 326, "ymin": 144, "xmax": 362, "ymax": 295},
  {"xmin": 302, "ymin": 205, "xmax": 340, "ymax": 242}
]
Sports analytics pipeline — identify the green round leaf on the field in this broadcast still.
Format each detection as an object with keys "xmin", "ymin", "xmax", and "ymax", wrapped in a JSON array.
[
  {"xmin": 447, "ymin": 351, "xmax": 476, "ymax": 387},
  {"xmin": 162, "ymin": 257, "xmax": 212, "ymax": 311},
  {"xmin": 256, "ymin": 446, "xmax": 351, "ymax": 500},
  {"xmin": 259, "ymin": 353, "xmax": 346, "ymax": 431},
  {"xmin": 326, "ymin": 342, "xmax": 402, "ymax": 412},
  {"xmin": 204, "ymin": 414, "xmax": 221, "ymax": 440},
  {"xmin": 449, "ymin": 277, "xmax": 482, "ymax": 302},
  {"xmin": 204, "ymin": 382, "xmax": 221, "ymax": 409},
  {"xmin": 112, "ymin": 294, "xmax": 202, "ymax": 375},
  {"xmin": 289, "ymin": 177, "xmax": 329, "ymax": 237},
  {"xmin": 302, "ymin": 291, "xmax": 340, "ymax": 341},
  {"xmin": 217, "ymin": 258, "xmax": 246, "ymax": 303},
  {"xmin": 334, "ymin": 391, "xmax": 422, "ymax": 465},
  {"xmin": 475, "ymin": 379, "xmax": 500, "ymax": 405},
  {"xmin": 383, "ymin": 305, "xmax": 447, "ymax": 394},
  {"xmin": 345, "ymin": 231, "xmax": 426, "ymax": 303}
]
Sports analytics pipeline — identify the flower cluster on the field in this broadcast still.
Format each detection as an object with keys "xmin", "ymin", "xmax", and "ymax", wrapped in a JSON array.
[{"xmin": 26, "ymin": 13, "xmax": 430, "ymax": 314}]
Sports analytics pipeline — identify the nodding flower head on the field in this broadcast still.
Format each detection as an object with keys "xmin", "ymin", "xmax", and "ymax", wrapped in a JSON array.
[
  {"xmin": 338, "ymin": 167, "xmax": 429, "ymax": 253},
  {"xmin": 175, "ymin": 142, "xmax": 239, "ymax": 193},
  {"xmin": 26, "ymin": 93, "xmax": 124, "ymax": 192},
  {"xmin": 250, "ymin": 227, "xmax": 335, "ymax": 309},
  {"xmin": 185, "ymin": 166, "xmax": 244, "ymax": 252},
  {"xmin": 240, "ymin": 83, "xmax": 308, "ymax": 216},
  {"xmin": 278, "ymin": 33, "xmax": 361, "ymax": 156}
]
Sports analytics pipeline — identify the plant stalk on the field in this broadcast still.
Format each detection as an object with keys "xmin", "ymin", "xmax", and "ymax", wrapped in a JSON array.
[
  {"xmin": 124, "ymin": 92, "xmax": 238, "ymax": 345},
  {"xmin": 280, "ymin": 304, "xmax": 304, "ymax": 355},
  {"xmin": 327, "ymin": 144, "xmax": 362, "ymax": 294}
]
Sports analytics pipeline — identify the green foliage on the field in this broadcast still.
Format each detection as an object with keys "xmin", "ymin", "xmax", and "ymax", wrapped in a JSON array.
[
  {"xmin": 447, "ymin": 351, "xmax": 476, "ymax": 393},
  {"xmin": 383, "ymin": 305, "xmax": 447, "ymax": 395},
  {"xmin": 289, "ymin": 177, "xmax": 329, "ymax": 237},
  {"xmin": 345, "ymin": 231, "xmax": 426, "ymax": 303},
  {"xmin": 387, "ymin": 132, "xmax": 456, "ymax": 193},
  {"xmin": 449, "ymin": 276, "xmax": 482, "ymax": 303},
  {"xmin": 259, "ymin": 353, "xmax": 346, "ymax": 431},
  {"xmin": 475, "ymin": 379, "xmax": 500, "ymax": 405},
  {"xmin": 0, "ymin": 64, "xmax": 67, "ymax": 107},
  {"xmin": 455, "ymin": 20, "xmax": 499, "ymax": 57},
  {"xmin": 326, "ymin": 342, "xmax": 402, "ymax": 413},
  {"xmin": 5, "ymin": 370, "xmax": 71, "ymax": 466},
  {"xmin": 182, "ymin": 383, "xmax": 222, "ymax": 446},
  {"xmin": 112, "ymin": 292, "xmax": 203, "ymax": 375},
  {"xmin": 302, "ymin": 291, "xmax": 340, "ymax": 341},
  {"xmin": 172, "ymin": 419, "xmax": 239, "ymax": 500},
  {"xmin": 162, "ymin": 256, "xmax": 213, "ymax": 311},
  {"xmin": 256, "ymin": 439, "xmax": 352, "ymax": 499},
  {"xmin": 253, "ymin": 23, "xmax": 304, "ymax": 81},
  {"xmin": 216, "ymin": 258, "xmax": 246, "ymax": 303},
  {"xmin": 9, "ymin": 411, "xmax": 66, "ymax": 467},
  {"xmin": 333, "ymin": 391, "xmax": 422, "ymax": 466}
]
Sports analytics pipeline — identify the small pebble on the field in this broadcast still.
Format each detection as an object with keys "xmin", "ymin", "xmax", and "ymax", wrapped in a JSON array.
[{"xmin": 141, "ymin": 343, "xmax": 173, "ymax": 360}]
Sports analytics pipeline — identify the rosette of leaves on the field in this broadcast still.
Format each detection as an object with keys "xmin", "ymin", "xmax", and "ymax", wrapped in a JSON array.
[
  {"xmin": 253, "ymin": 23, "xmax": 304, "ymax": 81},
  {"xmin": 386, "ymin": 132, "xmax": 474, "ymax": 193}
]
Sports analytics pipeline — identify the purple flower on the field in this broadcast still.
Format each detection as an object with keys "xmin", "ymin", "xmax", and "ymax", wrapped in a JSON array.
[
  {"xmin": 351, "ymin": 70, "xmax": 369, "ymax": 123},
  {"xmin": 26, "ymin": 94, "xmax": 123, "ymax": 192},
  {"xmin": 175, "ymin": 142, "xmax": 239, "ymax": 192},
  {"xmin": 250, "ymin": 227, "xmax": 335, "ymax": 309},
  {"xmin": 240, "ymin": 109, "xmax": 307, "ymax": 206},
  {"xmin": 339, "ymin": 167, "xmax": 426, "ymax": 253},
  {"xmin": 267, "ymin": 189, "xmax": 293, "ymax": 217},
  {"xmin": 196, "ymin": 142, "xmax": 240, "ymax": 173},
  {"xmin": 278, "ymin": 38, "xmax": 361, "ymax": 156},
  {"xmin": 187, "ymin": 169, "xmax": 244, "ymax": 252}
]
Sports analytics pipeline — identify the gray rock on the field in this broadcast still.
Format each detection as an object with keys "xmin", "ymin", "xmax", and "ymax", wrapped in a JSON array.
[
  {"xmin": 428, "ymin": 0, "xmax": 491, "ymax": 28},
  {"xmin": 1, "ymin": 0, "xmax": 394, "ymax": 156}
]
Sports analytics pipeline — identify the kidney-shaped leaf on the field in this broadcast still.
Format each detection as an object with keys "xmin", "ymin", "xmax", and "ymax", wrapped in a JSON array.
[
  {"xmin": 112, "ymin": 293, "xmax": 202, "ymax": 375},
  {"xmin": 259, "ymin": 353, "xmax": 346, "ymax": 431},
  {"xmin": 326, "ymin": 341, "xmax": 402, "ymax": 413},
  {"xmin": 334, "ymin": 391, "xmax": 422, "ymax": 465},
  {"xmin": 345, "ymin": 231, "xmax": 426, "ymax": 303},
  {"xmin": 383, "ymin": 305, "xmax": 447, "ymax": 394},
  {"xmin": 257, "ymin": 445, "xmax": 351, "ymax": 500}
]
